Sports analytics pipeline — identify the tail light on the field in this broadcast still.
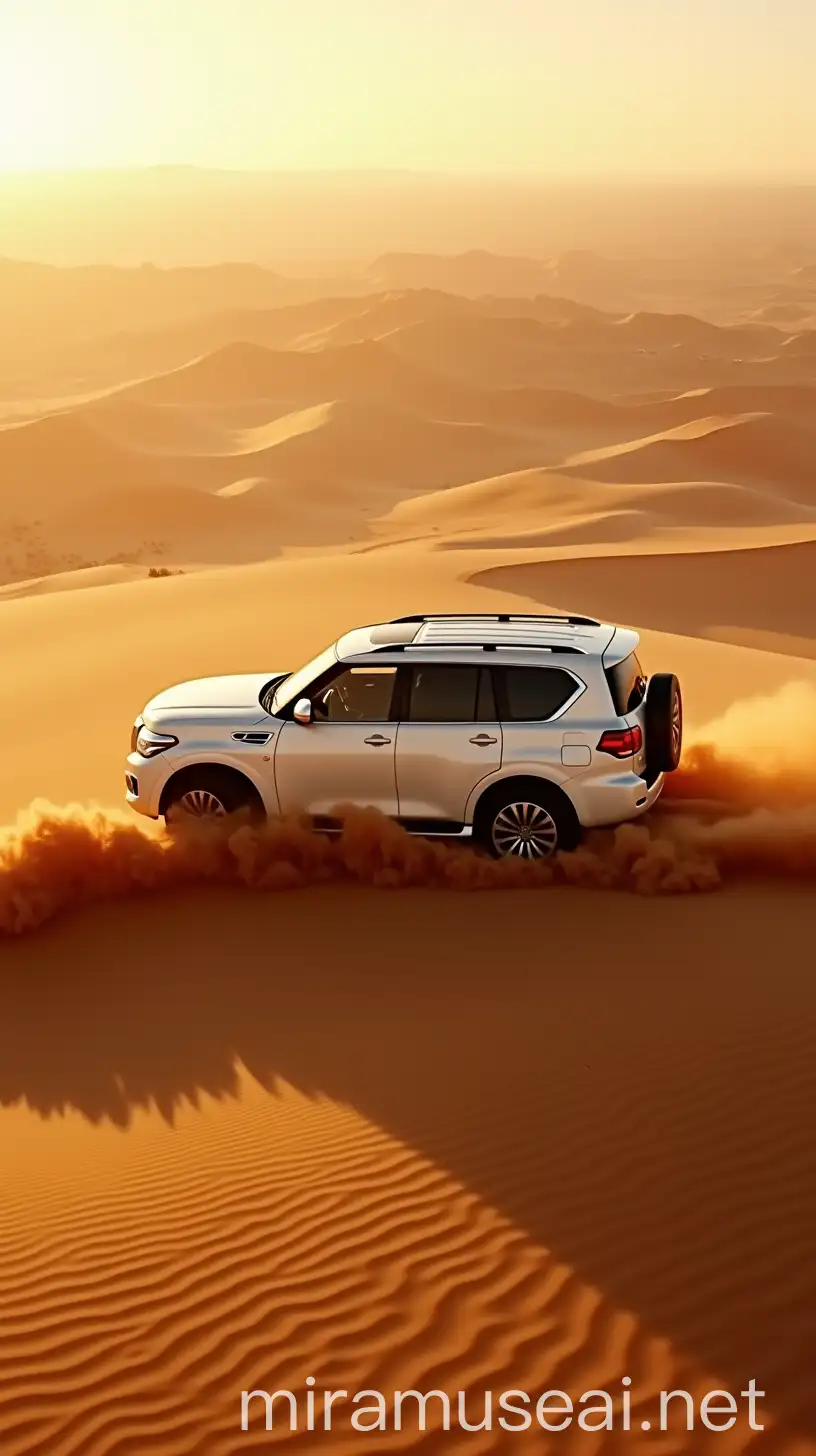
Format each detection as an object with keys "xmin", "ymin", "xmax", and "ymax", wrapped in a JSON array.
[{"xmin": 597, "ymin": 725, "xmax": 643, "ymax": 759}]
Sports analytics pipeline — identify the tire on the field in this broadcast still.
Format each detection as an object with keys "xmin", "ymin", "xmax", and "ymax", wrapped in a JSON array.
[
  {"xmin": 475, "ymin": 781, "xmax": 581, "ymax": 860},
  {"xmin": 644, "ymin": 674, "xmax": 683, "ymax": 773},
  {"xmin": 162, "ymin": 767, "xmax": 264, "ymax": 823}
]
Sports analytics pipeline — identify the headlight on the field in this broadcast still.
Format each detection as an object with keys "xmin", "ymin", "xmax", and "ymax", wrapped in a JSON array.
[{"xmin": 135, "ymin": 725, "xmax": 179, "ymax": 758}]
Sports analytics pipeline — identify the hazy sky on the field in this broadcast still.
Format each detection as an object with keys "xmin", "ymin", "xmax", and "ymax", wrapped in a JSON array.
[{"xmin": 1, "ymin": 0, "xmax": 814, "ymax": 175}]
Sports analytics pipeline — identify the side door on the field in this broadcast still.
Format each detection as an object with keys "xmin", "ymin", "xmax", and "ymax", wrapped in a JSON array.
[
  {"xmin": 274, "ymin": 664, "xmax": 399, "ymax": 816},
  {"xmin": 394, "ymin": 662, "xmax": 502, "ymax": 827}
]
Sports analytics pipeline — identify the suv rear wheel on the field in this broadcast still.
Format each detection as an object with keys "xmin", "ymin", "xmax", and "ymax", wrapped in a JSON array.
[
  {"xmin": 475, "ymin": 782, "xmax": 580, "ymax": 860},
  {"xmin": 644, "ymin": 674, "xmax": 683, "ymax": 774}
]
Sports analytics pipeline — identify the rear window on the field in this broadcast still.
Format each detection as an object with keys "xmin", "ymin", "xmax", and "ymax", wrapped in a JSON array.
[
  {"xmin": 605, "ymin": 653, "xmax": 647, "ymax": 715},
  {"xmin": 499, "ymin": 667, "xmax": 579, "ymax": 721}
]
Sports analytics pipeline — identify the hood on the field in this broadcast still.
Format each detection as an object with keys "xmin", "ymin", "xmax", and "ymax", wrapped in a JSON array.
[{"xmin": 144, "ymin": 672, "xmax": 286, "ymax": 714}]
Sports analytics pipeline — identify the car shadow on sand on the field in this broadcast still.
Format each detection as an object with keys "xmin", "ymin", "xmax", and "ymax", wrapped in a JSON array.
[{"xmin": 1, "ymin": 883, "xmax": 815, "ymax": 1440}]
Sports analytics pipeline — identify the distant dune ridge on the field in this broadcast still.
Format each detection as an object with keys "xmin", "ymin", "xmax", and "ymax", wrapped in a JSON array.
[{"xmin": 2, "ymin": 264, "xmax": 816, "ymax": 584}]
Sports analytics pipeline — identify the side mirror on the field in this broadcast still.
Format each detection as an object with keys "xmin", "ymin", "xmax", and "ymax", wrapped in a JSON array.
[{"xmin": 293, "ymin": 697, "xmax": 313, "ymax": 726}]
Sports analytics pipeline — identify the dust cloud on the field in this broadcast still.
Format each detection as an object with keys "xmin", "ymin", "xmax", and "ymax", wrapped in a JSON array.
[{"xmin": 1, "ymin": 684, "xmax": 815, "ymax": 935}]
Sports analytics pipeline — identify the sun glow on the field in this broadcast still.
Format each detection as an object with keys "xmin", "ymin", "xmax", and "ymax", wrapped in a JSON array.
[
  {"xmin": 0, "ymin": 16, "xmax": 109, "ymax": 170},
  {"xmin": 0, "ymin": 0, "xmax": 815, "ymax": 176}
]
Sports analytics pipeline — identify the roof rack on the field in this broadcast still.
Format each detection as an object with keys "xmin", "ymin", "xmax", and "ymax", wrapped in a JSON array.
[{"xmin": 390, "ymin": 612, "xmax": 601, "ymax": 628}]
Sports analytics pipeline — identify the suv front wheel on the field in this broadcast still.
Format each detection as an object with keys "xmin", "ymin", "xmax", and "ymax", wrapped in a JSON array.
[
  {"xmin": 475, "ymin": 782, "xmax": 581, "ymax": 860},
  {"xmin": 162, "ymin": 767, "xmax": 264, "ymax": 823}
]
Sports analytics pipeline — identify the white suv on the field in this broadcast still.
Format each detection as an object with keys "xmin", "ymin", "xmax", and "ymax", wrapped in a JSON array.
[{"xmin": 126, "ymin": 613, "xmax": 682, "ymax": 858}]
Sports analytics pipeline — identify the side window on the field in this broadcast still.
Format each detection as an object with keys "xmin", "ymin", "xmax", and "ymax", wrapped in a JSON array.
[
  {"xmin": 314, "ymin": 666, "xmax": 396, "ymax": 722},
  {"xmin": 605, "ymin": 654, "xmax": 647, "ymax": 715},
  {"xmin": 406, "ymin": 665, "xmax": 479, "ymax": 722},
  {"xmin": 500, "ymin": 667, "xmax": 579, "ymax": 722},
  {"xmin": 404, "ymin": 665, "xmax": 497, "ymax": 722}
]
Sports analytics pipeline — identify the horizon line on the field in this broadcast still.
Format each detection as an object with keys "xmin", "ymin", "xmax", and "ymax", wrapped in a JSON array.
[{"xmin": 2, "ymin": 164, "xmax": 816, "ymax": 187}]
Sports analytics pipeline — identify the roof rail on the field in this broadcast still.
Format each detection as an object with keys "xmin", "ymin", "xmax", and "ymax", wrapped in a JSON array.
[
  {"xmin": 390, "ymin": 612, "xmax": 601, "ymax": 628},
  {"xmin": 371, "ymin": 641, "xmax": 585, "ymax": 655}
]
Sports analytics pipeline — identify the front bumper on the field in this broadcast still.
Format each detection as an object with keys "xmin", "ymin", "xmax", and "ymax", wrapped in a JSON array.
[
  {"xmin": 125, "ymin": 751, "xmax": 171, "ymax": 819},
  {"xmin": 567, "ymin": 768, "xmax": 665, "ymax": 830}
]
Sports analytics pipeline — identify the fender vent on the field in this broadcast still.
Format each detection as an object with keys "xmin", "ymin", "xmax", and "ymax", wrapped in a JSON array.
[{"xmin": 232, "ymin": 731, "xmax": 274, "ymax": 745}]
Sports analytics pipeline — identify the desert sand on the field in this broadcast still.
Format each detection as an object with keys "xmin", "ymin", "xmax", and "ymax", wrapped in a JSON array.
[{"xmin": 1, "ymin": 241, "xmax": 816, "ymax": 1454}]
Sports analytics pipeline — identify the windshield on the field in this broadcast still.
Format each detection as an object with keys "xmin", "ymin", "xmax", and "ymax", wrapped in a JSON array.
[{"xmin": 270, "ymin": 645, "xmax": 337, "ymax": 714}]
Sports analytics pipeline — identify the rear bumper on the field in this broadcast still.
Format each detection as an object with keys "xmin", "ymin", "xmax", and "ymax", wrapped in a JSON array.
[{"xmin": 567, "ymin": 768, "xmax": 665, "ymax": 829}]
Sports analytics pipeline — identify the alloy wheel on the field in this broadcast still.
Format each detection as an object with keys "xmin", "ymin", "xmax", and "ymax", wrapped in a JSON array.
[
  {"xmin": 491, "ymin": 802, "xmax": 559, "ymax": 859},
  {"xmin": 671, "ymin": 692, "xmax": 682, "ymax": 760},
  {"xmin": 176, "ymin": 788, "xmax": 227, "ymax": 818}
]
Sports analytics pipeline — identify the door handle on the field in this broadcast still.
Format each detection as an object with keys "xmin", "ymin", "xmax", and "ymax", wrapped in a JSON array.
[
  {"xmin": 364, "ymin": 734, "xmax": 392, "ymax": 746},
  {"xmin": 470, "ymin": 733, "xmax": 498, "ymax": 745}
]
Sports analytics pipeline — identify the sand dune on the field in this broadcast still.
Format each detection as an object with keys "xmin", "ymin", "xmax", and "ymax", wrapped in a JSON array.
[
  {"xmin": 472, "ymin": 539, "xmax": 816, "ymax": 655},
  {"xmin": 2, "ymin": 877, "xmax": 814, "ymax": 1452},
  {"xmin": 372, "ymin": 307, "xmax": 813, "ymax": 401},
  {"xmin": 317, "ymin": 286, "xmax": 475, "ymax": 345},
  {"xmin": 1, "ymin": 358, "xmax": 582, "ymax": 577},
  {"xmin": 109, "ymin": 341, "xmax": 709, "ymax": 442},
  {"xmin": 0, "ymin": 410, "xmax": 165, "ymax": 521},
  {"xmin": 21, "ymin": 288, "xmax": 612, "ymax": 402},
  {"xmin": 0, "ymin": 253, "xmax": 371, "ymax": 361},
  {"xmin": 375, "ymin": 468, "xmax": 816, "ymax": 557},
  {"xmin": 5, "ymin": 293, "xmax": 816, "ymax": 592},
  {"xmin": 26, "ymin": 377, "xmax": 814, "ymax": 537},
  {"xmin": 321, "ymin": 285, "xmax": 607, "ymax": 345},
  {"xmin": 2, "ymin": 525, "xmax": 816, "ymax": 1454},
  {"xmin": 747, "ymin": 300, "xmax": 816, "ymax": 328},
  {"xmin": 464, "ymin": 381, "xmax": 816, "ymax": 440},
  {"xmin": 75, "ymin": 295, "xmax": 376, "ymax": 383},
  {"xmin": 661, "ymin": 383, "xmax": 816, "ymax": 422},
  {"xmin": 122, "ymin": 336, "xmax": 473, "ymax": 419},
  {"xmin": 22, "ymin": 287, "xmax": 619, "ymax": 404},
  {"xmin": 0, "ymin": 561, "xmax": 150, "ymax": 599},
  {"xmin": 781, "ymin": 330, "xmax": 816, "ymax": 357},
  {"xmin": 96, "ymin": 335, "xmax": 624, "ymax": 437},
  {"xmin": 83, "ymin": 394, "xmax": 243, "ymax": 455},
  {"xmin": 0, "ymin": 256, "xmax": 319, "ymax": 356},
  {"xmin": 48, "ymin": 485, "xmax": 270, "ymax": 562},
  {"xmin": 103, "ymin": 395, "xmax": 543, "ymax": 511},
  {"xmin": 233, "ymin": 398, "xmax": 536, "ymax": 494},
  {"xmin": 381, "ymin": 312, "xmax": 583, "ymax": 386},
  {"xmin": 367, "ymin": 247, "xmax": 561, "ymax": 296},
  {"xmin": 611, "ymin": 309, "xmax": 771, "ymax": 351},
  {"xmin": 563, "ymin": 412, "xmax": 816, "ymax": 504}
]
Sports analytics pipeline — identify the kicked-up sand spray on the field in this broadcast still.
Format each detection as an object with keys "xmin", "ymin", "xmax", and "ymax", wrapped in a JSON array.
[{"xmin": 1, "ymin": 682, "xmax": 815, "ymax": 934}]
